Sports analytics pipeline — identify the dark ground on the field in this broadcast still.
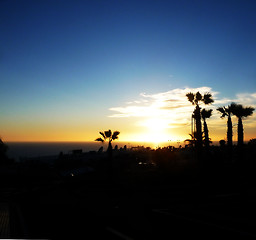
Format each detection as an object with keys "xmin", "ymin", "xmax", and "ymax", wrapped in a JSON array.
[{"xmin": 1, "ymin": 145, "xmax": 256, "ymax": 239}]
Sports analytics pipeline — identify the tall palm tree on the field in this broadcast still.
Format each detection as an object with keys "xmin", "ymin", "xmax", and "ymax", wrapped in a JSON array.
[
  {"xmin": 186, "ymin": 92, "xmax": 214, "ymax": 151},
  {"xmin": 95, "ymin": 129, "xmax": 120, "ymax": 156},
  {"xmin": 217, "ymin": 103, "xmax": 236, "ymax": 149},
  {"xmin": 201, "ymin": 108, "xmax": 212, "ymax": 149},
  {"xmin": 231, "ymin": 104, "xmax": 254, "ymax": 146}
]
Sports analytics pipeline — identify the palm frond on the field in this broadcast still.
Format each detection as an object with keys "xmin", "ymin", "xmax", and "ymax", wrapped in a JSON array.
[
  {"xmin": 242, "ymin": 106, "xmax": 255, "ymax": 118},
  {"xmin": 230, "ymin": 103, "xmax": 254, "ymax": 118},
  {"xmin": 95, "ymin": 138, "xmax": 104, "ymax": 142},
  {"xmin": 231, "ymin": 103, "xmax": 243, "ymax": 117},
  {"xmin": 201, "ymin": 108, "xmax": 213, "ymax": 119},
  {"xmin": 195, "ymin": 92, "xmax": 202, "ymax": 102},
  {"xmin": 112, "ymin": 131, "xmax": 120, "ymax": 140},
  {"xmin": 186, "ymin": 92, "xmax": 195, "ymax": 104},
  {"xmin": 203, "ymin": 92, "xmax": 214, "ymax": 104},
  {"xmin": 216, "ymin": 107, "xmax": 227, "ymax": 118},
  {"xmin": 188, "ymin": 133, "xmax": 196, "ymax": 139},
  {"xmin": 105, "ymin": 129, "xmax": 112, "ymax": 138},
  {"xmin": 229, "ymin": 102, "xmax": 238, "ymax": 110},
  {"xmin": 99, "ymin": 132, "xmax": 106, "ymax": 140}
]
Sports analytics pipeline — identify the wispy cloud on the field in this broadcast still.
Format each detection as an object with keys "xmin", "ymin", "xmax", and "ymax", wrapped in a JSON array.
[
  {"xmin": 235, "ymin": 93, "xmax": 256, "ymax": 106},
  {"xmin": 110, "ymin": 86, "xmax": 217, "ymax": 119},
  {"xmin": 109, "ymin": 86, "xmax": 256, "ymax": 140}
]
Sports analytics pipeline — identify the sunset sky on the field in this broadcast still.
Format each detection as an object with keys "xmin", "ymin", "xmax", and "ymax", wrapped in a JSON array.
[{"xmin": 1, "ymin": 0, "xmax": 256, "ymax": 143}]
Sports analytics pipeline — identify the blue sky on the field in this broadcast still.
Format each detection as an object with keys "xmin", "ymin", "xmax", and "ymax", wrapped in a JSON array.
[{"xmin": 0, "ymin": 0, "xmax": 256, "ymax": 142}]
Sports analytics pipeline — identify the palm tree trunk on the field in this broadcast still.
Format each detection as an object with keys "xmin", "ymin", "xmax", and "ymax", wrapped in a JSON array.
[
  {"xmin": 191, "ymin": 114, "xmax": 193, "ymax": 136},
  {"xmin": 194, "ymin": 105, "xmax": 203, "ymax": 166},
  {"xmin": 107, "ymin": 141, "xmax": 113, "ymax": 157},
  {"xmin": 227, "ymin": 115, "xmax": 233, "ymax": 148},
  {"xmin": 203, "ymin": 120, "xmax": 209, "ymax": 148},
  {"xmin": 237, "ymin": 117, "xmax": 244, "ymax": 146},
  {"xmin": 194, "ymin": 105, "xmax": 202, "ymax": 148},
  {"xmin": 227, "ymin": 115, "xmax": 233, "ymax": 161},
  {"xmin": 107, "ymin": 141, "xmax": 113, "ymax": 180}
]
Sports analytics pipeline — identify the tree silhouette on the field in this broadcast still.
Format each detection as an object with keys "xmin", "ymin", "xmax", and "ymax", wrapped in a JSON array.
[
  {"xmin": 201, "ymin": 108, "xmax": 212, "ymax": 149},
  {"xmin": 217, "ymin": 103, "xmax": 236, "ymax": 149},
  {"xmin": 231, "ymin": 104, "xmax": 254, "ymax": 146},
  {"xmin": 95, "ymin": 130, "xmax": 120, "ymax": 157},
  {"xmin": 0, "ymin": 138, "xmax": 9, "ymax": 165},
  {"xmin": 184, "ymin": 132, "xmax": 196, "ymax": 148},
  {"xmin": 186, "ymin": 92, "xmax": 214, "ymax": 152}
]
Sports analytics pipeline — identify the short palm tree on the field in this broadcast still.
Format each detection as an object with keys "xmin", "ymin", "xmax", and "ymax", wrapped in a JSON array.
[
  {"xmin": 201, "ymin": 108, "xmax": 212, "ymax": 148},
  {"xmin": 184, "ymin": 132, "xmax": 196, "ymax": 148},
  {"xmin": 217, "ymin": 103, "xmax": 236, "ymax": 149},
  {"xmin": 95, "ymin": 130, "xmax": 120, "ymax": 156},
  {"xmin": 186, "ymin": 92, "xmax": 214, "ymax": 150},
  {"xmin": 231, "ymin": 104, "xmax": 254, "ymax": 146}
]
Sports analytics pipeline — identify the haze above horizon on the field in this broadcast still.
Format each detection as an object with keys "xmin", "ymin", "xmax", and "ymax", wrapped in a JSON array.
[{"xmin": 1, "ymin": 0, "xmax": 256, "ymax": 143}]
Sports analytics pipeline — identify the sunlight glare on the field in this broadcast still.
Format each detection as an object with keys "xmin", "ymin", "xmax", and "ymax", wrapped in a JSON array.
[{"xmin": 139, "ymin": 118, "xmax": 171, "ymax": 143}]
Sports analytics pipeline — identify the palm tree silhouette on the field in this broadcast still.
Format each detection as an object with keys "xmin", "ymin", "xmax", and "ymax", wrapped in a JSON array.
[
  {"xmin": 186, "ymin": 92, "xmax": 214, "ymax": 151},
  {"xmin": 217, "ymin": 103, "xmax": 236, "ymax": 149},
  {"xmin": 184, "ymin": 132, "xmax": 196, "ymax": 148},
  {"xmin": 201, "ymin": 108, "xmax": 212, "ymax": 149},
  {"xmin": 95, "ymin": 130, "xmax": 120, "ymax": 157},
  {"xmin": 95, "ymin": 130, "xmax": 120, "ymax": 180},
  {"xmin": 231, "ymin": 104, "xmax": 254, "ymax": 146}
]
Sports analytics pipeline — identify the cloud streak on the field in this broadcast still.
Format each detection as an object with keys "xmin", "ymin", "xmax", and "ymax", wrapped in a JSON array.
[
  {"xmin": 110, "ymin": 86, "xmax": 217, "ymax": 118},
  {"xmin": 109, "ymin": 86, "xmax": 256, "ymax": 140}
]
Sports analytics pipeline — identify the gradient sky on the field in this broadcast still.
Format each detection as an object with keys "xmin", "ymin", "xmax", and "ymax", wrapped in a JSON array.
[{"xmin": 1, "ymin": 0, "xmax": 256, "ymax": 143}]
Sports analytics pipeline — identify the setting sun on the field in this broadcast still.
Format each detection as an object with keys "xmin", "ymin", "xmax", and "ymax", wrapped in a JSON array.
[{"xmin": 139, "ymin": 118, "xmax": 171, "ymax": 143}]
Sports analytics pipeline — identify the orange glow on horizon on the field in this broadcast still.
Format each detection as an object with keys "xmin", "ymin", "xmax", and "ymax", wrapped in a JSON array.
[
  {"xmin": 1, "ymin": 117, "xmax": 255, "ymax": 143},
  {"xmin": 2, "ymin": 127, "xmax": 256, "ymax": 143}
]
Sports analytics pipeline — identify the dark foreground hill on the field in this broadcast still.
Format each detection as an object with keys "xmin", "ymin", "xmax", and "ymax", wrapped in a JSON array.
[{"xmin": 1, "ymin": 144, "xmax": 256, "ymax": 239}]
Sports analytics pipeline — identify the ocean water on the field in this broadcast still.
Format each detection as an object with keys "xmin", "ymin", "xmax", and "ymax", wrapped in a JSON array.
[{"xmin": 6, "ymin": 141, "xmax": 173, "ymax": 161}]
